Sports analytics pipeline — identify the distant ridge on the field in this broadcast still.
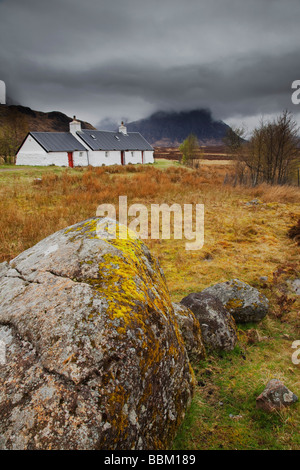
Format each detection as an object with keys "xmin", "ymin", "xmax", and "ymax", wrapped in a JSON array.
[
  {"xmin": 0, "ymin": 104, "xmax": 95, "ymax": 133},
  {"xmin": 125, "ymin": 109, "xmax": 232, "ymax": 147}
]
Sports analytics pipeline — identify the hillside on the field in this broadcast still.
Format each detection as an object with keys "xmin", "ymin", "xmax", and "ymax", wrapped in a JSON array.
[
  {"xmin": 0, "ymin": 104, "xmax": 95, "ymax": 133},
  {"xmin": 126, "ymin": 109, "xmax": 232, "ymax": 146}
]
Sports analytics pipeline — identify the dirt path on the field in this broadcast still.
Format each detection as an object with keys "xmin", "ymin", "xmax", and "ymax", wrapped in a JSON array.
[{"xmin": 0, "ymin": 168, "xmax": 27, "ymax": 171}]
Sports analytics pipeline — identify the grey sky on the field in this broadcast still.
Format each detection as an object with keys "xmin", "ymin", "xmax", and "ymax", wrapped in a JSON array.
[{"xmin": 1, "ymin": 0, "xmax": 300, "ymax": 131}]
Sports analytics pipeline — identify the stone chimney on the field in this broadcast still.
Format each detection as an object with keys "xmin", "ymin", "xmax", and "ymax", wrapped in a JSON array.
[
  {"xmin": 69, "ymin": 115, "xmax": 82, "ymax": 134},
  {"xmin": 119, "ymin": 121, "xmax": 127, "ymax": 135}
]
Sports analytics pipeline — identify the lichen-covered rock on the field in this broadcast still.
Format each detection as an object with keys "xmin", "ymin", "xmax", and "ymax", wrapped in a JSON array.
[
  {"xmin": 172, "ymin": 302, "xmax": 206, "ymax": 362},
  {"xmin": 0, "ymin": 261, "xmax": 8, "ymax": 279},
  {"xmin": 256, "ymin": 379, "xmax": 298, "ymax": 412},
  {"xmin": 180, "ymin": 293, "xmax": 237, "ymax": 352},
  {"xmin": 0, "ymin": 217, "xmax": 194, "ymax": 450},
  {"xmin": 202, "ymin": 279, "xmax": 269, "ymax": 323}
]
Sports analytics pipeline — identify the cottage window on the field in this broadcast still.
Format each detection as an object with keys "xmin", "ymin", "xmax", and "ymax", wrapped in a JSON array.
[
  {"xmin": 131, "ymin": 151, "xmax": 134, "ymax": 157},
  {"xmin": 105, "ymin": 151, "xmax": 109, "ymax": 158}
]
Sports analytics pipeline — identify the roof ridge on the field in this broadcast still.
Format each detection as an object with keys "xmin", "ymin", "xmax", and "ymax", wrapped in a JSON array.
[{"xmin": 31, "ymin": 131, "xmax": 72, "ymax": 135}]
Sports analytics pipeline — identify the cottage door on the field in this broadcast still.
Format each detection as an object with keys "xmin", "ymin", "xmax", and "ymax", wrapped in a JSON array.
[
  {"xmin": 68, "ymin": 152, "xmax": 74, "ymax": 168},
  {"xmin": 121, "ymin": 151, "xmax": 125, "ymax": 165}
]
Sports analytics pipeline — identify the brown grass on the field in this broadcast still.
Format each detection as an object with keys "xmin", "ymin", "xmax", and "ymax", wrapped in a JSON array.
[
  {"xmin": 244, "ymin": 183, "xmax": 300, "ymax": 204},
  {"xmin": 1, "ymin": 163, "xmax": 299, "ymax": 301}
]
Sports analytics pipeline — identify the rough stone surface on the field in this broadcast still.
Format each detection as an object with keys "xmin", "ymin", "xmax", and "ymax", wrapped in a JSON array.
[
  {"xmin": 202, "ymin": 279, "xmax": 269, "ymax": 323},
  {"xmin": 0, "ymin": 262, "xmax": 9, "ymax": 279},
  {"xmin": 288, "ymin": 278, "xmax": 300, "ymax": 296},
  {"xmin": 180, "ymin": 293, "xmax": 237, "ymax": 351},
  {"xmin": 172, "ymin": 302, "xmax": 206, "ymax": 362},
  {"xmin": 0, "ymin": 217, "xmax": 194, "ymax": 450},
  {"xmin": 256, "ymin": 379, "xmax": 298, "ymax": 412}
]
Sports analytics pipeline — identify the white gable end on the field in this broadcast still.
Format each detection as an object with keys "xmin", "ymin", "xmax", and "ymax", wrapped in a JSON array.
[
  {"xmin": 18, "ymin": 135, "xmax": 47, "ymax": 154},
  {"xmin": 16, "ymin": 135, "xmax": 47, "ymax": 166},
  {"xmin": 16, "ymin": 135, "xmax": 69, "ymax": 166}
]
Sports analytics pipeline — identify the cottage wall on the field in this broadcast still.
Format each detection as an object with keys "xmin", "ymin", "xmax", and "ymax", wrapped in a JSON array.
[
  {"xmin": 143, "ymin": 151, "xmax": 154, "ymax": 164},
  {"xmin": 72, "ymin": 151, "xmax": 89, "ymax": 166},
  {"xmin": 15, "ymin": 136, "xmax": 68, "ymax": 166},
  {"xmin": 88, "ymin": 150, "xmax": 121, "ymax": 166},
  {"xmin": 124, "ymin": 150, "xmax": 142, "ymax": 165}
]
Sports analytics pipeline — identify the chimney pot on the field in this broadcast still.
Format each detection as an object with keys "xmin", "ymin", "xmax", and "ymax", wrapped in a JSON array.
[
  {"xmin": 70, "ymin": 116, "xmax": 81, "ymax": 133},
  {"xmin": 119, "ymin": 121, "xmax": 127, "ymax": 135}
]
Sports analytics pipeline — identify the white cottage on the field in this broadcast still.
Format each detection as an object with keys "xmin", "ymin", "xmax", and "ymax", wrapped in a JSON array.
[{"xmin": 16, "ymin": 118, "xmax": 154, "ymax": 167}]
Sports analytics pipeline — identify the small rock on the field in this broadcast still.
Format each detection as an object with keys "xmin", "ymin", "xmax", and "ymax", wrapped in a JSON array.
[
  {"xmin": 287, "ymin": 279, "xmax": 300, "ymax": 296},
  {"xmin": 201, "ymin": 279, "xmax": 269, "ymax": 323},
  {"xmin": 256, "ymin": 379, "xmax": 298, "ymax": 412},
  {"xmin": 180, "ymin": 292, "xmax": 237, "ymax": 352},
  {"xmin": 229, "ymin": 414, "xmax": 243, "ymax": 420},
  {"xmin": 245, "ymin": 198, "xmax": 261, "ymax": 206},
  {"xmin": 260, "ymin": 276, "xmax": 268, "ymax": 282}
]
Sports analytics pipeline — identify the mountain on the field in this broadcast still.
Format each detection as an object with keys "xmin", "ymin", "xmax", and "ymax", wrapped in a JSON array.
[
  {"xmin": 125, "ymin": 109, "xmax": 232, "ymax": 146},
  {"xmin": 0, "ymin": 104, "xmax": 95, "ymax": 133}
]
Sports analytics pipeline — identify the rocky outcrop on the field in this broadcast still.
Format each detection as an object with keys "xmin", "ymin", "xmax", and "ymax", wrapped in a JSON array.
[
  {"xmin": 0, "ymin": 218, "xmax": 194, "ymax": 450},
  {"xmin": 256, "ymin": 379, "xmax": 298, "ymax": 412},
  {"xmin": 172, "ymin": 302, "xmax": 206, "ymax": 362},
  {"xmin": 201, "ymin": 279, "xmax": 269, "ymax": 323},
  {"xmin": 180, "ymin": 293, "xmax": 237, "ymax": 352}
]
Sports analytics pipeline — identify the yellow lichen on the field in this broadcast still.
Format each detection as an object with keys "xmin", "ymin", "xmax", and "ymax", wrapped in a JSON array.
[
  {"xmin": 63, "ymin": 218, "xmax": 191, "ymax": 447},
  {"xmin": 225, "ymin": 298, "xmax": 243, "ymax": 311}
]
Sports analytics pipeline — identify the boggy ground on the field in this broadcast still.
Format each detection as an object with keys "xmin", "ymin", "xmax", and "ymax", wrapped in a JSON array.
[{"xmin": 0, "ymin": 159, "xmax": 299, "ymax": 450}]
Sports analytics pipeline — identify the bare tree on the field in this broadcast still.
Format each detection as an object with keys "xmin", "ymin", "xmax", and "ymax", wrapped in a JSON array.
[
  {"xmin": 246, "ymin": 111, "xmax": 299, "ymax": 185},
  {"xmin": 0, "ymin": 110, "xmax": 28, "ymax": 163},
  {"xmin": 223, "ymin": 125, "xmax": 247, "ymax": 184},
  {"xmin": 225, "ymin": 112, "xmax": 299, "ymax": 186}
]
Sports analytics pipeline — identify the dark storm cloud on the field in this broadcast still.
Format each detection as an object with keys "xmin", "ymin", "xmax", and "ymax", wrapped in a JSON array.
[{"xmin": 1, "ymin": 0, "xmax": 300, "ymax": 127}]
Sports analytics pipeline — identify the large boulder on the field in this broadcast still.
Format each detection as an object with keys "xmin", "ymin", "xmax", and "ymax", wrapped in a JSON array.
[
  {"xmin": 180, "ymin": 293, "xmax": 237, "ymax": 352},
  {"xmin": 172, "ymin": 302, "xmax": 206, "ymax": 362},
  {"xmin": 202, "ymin": 279, "xmax": 269, "ymax": 323},
  {"xmin": 0, "ymin": 218, "xmax": 194, "ymax": 450}
]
